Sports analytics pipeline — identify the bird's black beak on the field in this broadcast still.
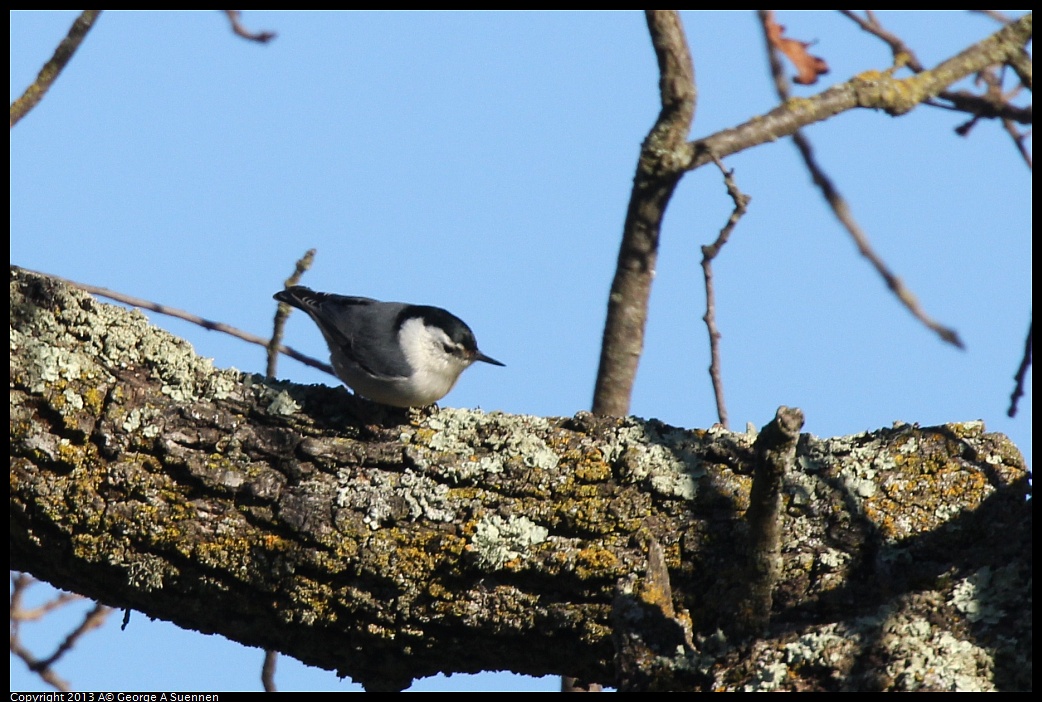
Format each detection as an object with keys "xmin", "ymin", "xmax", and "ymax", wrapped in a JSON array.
[{"xmin": 475, "ymin": 351, "xmax": 505, "ymax": 367}]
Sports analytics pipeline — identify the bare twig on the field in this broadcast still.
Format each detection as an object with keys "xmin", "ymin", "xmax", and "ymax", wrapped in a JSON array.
[
  {"xmin": 10, "ymin": 10, "xmax": 102, "ymax": 129},
  {"xmin": 940, "ymin": 88, "xmax": 1032, "ymax": 126},
  {"xmin": 951, "ymin": 64, "xmax": 1034, "ymax": 168},
  {"xmin": 15, "ymin": 266, "xmax": 335, "ymax": 377},
  {"xmin": 269, "ymin": 249, "xmax": 317, "ymax": 379},
  {"xmin": 839, "ymin": 10, "xmax": 926, "ymax": 72},
  {"xmin": 846, "ymin": 11, "xmax": 1033, "ymax": 131},
  {"xmin": 681, "ymin": 13, "xmax": 1032, "ymax": 173},
  {"xmin": 262, "ymin": 649, "xmax": 279, "ymax": 692},
  {"xmin": 223, "ymin": 10, "xmax": 277, "ymax": 43},
  {"xmin": 1006, "ymin": 47, "xmax": 1032, "ymax": 91},
  {"xmin": 972, "ymin": 10, "xmax": 1016, "ymax": 25},
  {"xmin": 36, "ymin": 603, "xmax": 112, "ymax": 672},
  {"xmin": 10, "ymin": 581, "xmax": 81, "ymax": 622},
  {"xmin": 1007, "ymin": 317, "xmax": 1032, "ymax": 418},
  {"xmin": 592, "ymin": 9, "xmax": 696, "ymax": 417},
  {"xmin": 1002, "ymin": 117, "xmax": 1032, "ymax": 168},
  {"xmin": 260, "ymin": 252, "xmax": 318, "ymax": 691},
  {"xmin": 700, "ymin": 156, "xmax": 751, "ymax": 429},
  {"xmin": 759, "ymin": 11, "xmax": 965, "ymax": 349},
  {"xmin": 10, "ymin": 573, "xmax": 112, "ymax": 691}
]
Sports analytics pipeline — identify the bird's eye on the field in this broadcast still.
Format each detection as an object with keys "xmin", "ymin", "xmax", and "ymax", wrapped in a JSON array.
[{"xmin": 442, "ymin": 342, "xmax": 455, "ymax": 354}]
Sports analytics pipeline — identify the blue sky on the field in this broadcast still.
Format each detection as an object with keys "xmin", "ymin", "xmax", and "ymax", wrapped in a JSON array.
[{"xmin": 10, "ymin": 10, "xmax": 1031, "ymax": 692}]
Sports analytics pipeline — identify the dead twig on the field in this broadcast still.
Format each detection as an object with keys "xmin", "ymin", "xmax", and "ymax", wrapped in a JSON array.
[
  {"xmin": 1007, "ymin": 317, "xmax": 1032, "ymax": 418},
  {"xmin": 759, "ymin": 11, "xmax": 965, "ymax": 349},
  {"xmin": 223, "ymin": 10, "xmax": 276, "ymax": 43},
  {"xmin": 10, "ymin": 573, "xmax": 112, "ymax": 692},
  {"xmin": 269, "ymin": 249, "xmax": 317, "ymax": 379},
  {"xmin": 10, "ymin": 10, "xmax": 102, "ymax": 129},
  {"xmin": 700, "ymin": 156, "xmax": 751, "ymax": 429}
]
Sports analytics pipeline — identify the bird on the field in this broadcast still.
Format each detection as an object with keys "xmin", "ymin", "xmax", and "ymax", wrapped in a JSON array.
[{"xmin": 274, "ymin": 285, "xmax": 503, "ymax": 407}]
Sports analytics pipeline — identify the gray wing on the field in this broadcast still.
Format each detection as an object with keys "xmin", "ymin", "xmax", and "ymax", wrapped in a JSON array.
[{"xmin": 276, "ymin": 287, "xmax": 412, "ymax": 378}]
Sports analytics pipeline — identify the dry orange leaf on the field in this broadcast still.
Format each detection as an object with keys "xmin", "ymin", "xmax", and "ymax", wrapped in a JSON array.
[{"xmin": 766, "ymin": 14, "xmax": 829, "ymax": 85}]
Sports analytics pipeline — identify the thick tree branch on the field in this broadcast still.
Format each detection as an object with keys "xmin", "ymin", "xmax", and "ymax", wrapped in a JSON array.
[
  {"xmin": 9, "ymin": 268, "xmax": 1031, "ymax": 691},
  {"xmin": 593, "ymin": 13, "xmax": 1029, "ymax": 421},
  {"xmin": 593, "ymin": 10, "xmax": 696, "ymax": 417},
  {"xmin": 17, "ymin": 265, "xmax": 334, "ymax": 378}
]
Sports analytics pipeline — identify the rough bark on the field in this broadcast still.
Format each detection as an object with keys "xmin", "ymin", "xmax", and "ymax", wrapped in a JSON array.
[{"xmin": 9, "ymin": 267, "xmax": 1031, "ymax": 691}]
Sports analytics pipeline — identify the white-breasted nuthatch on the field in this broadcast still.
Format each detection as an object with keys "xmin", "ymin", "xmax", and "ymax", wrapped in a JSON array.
[{"xmin": 274, "ymin": 285, "xmax": 503, "ymax": 407}]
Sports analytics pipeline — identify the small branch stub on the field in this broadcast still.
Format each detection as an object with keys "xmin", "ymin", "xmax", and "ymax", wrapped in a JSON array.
[{"xmin": 738, "ymin": 406, "xmax": 805, "ymax": 638}]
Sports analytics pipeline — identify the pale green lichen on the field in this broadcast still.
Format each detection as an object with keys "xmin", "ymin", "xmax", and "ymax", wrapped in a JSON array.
[
  {"xmin": 784, "ymin": 629, "xmax": 854, "ymax": 669},
  {"xmin": 337, "ymin": 468, "xmax": 456, "ymax": 529},
  {"xmin": 949, "ymin": 565, "xmax": 1016, "ymax": 625},
  {"xmin": 266, "ymin": 389, "xmax": 301, "ymax": 416},
  {"xmin": 13, "ymin": 275, "xmax": 246, "ymax": 407},
  {"xmin": 123, "ymin": 555, "xmax": 169, "ymax": 591},
  {"xmin": 599, "ymin": 417, "xmax": 707, "ymax": 499},
  {"xmin": 121, "ymin": 406, "xmax": 161, "ymax": 437},
  {"xmin": 409, "ymin": 408, "xmax": 559, "ymax": 481},
  {"xmin": 471, "ymin": 514, "xmax": 548, "ymax": 569},
  {"xmin": 817, "ymin": 548, "xmax": 850, "ymax": 569},
  {"xmin": 881, "ymin": 616, "xmax": 995, "ymax": 691},
  {"xmin": 61, "ymin": 387, "xmax": 84, "ymax": 410},
  {"xmin": 398, "ymin": 470, "xmax": 455, "ymax": 523},
  {"xmin": 22, "ymin": 344, "xmax": 89, "ymax": 393},
  {"xmin": 726, "ymin": 595, "xmax": 998, "ymax": 692},
  {"xmin": 742, "ymin": 658, "xmax": 791, "ymax": 692}
]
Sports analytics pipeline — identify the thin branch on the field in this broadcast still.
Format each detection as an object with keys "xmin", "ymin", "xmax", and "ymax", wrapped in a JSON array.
[
  {"xmin": 950, "ymin": 64, "xmax": 1034, "ymax": 168},
  {"xmin": 681, "ymin": 13, "xmax": 1033, "ymax": 173},
  {"xmin": 592, "ymin": 10, "xmax": 696, "ymax": 417},
  {"xmin": 839, "ymin": 10, "xmax": 927, "ymax": 72},
  {"xmin": 1006, "ymin": 47, "xmax": 1032, "ymax": 91},
  {"xmin": 9, "ymin": 576, "xmax": 82, "ymax": 622},
  {"xmin": 972, "ymin": 10, "xmax": 1017, "ymax": 25},
  {"xmin": 844, "ymin": 5, "xmax": 1032, "ymax": 136},
  {"xmin": 1007, "ymin": 317, "xmax": 1032, "ymax": 418},
  {"xmin": 10, "ymin": 573, "xmax": 111, "ymax": 692},
  {"xmin": 268, "ymin": 248, "xmax": 317, "ymax": 379},
  {"xmin": 262, "ymin": 249, "xmax": 317, "ymax": 691},
  {"xmin": 939, "ymin": 88, "xmax": 1032, "ymax": 125},
  {"xmin": 9, "ymin": 639, "xmax": 70, "ymax": 692},
  {"xmin": 700, "ymin": 156, "xmax": 751, "ymax": 429},
  {"xmin": 758, "ymin": 11, "xmax": 965, "ymax": 349},
  {"xmin": 839, "ymin": 11, "xmax": 1033, "ymax": 135},
  {"xmin": 1002, "ymin": 116, "xmax": 1032, "ymax": 168},
  {"xmin": 223, "ymin": 10, "xmax": 277, "ymax": 43},
  {"xmin": 14, "ymin": 266, "xmax": 335, "ymax": 377},
  {"xmin": 262, "ymin": 650, "xmax": 279, "ymax": 692},
  {"xmin": 841, "ymin": 10, "xmax": 1029, "ymax": 124},
  {"xmin": 10, "ymin": 10, "xmax": 102, "ymax": 129},
  {"xmin": 35, "ymin": 603, "xmax": 112, "ymax": 672},
  {"xmin": 582, "ymin": 12, "xmax": 696, "ymax": 687}
]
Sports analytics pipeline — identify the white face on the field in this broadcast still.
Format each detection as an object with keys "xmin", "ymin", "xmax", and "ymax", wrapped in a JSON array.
[{"xmin": 393, "ymin": 317, "xmax": 472, "ymax": 405}]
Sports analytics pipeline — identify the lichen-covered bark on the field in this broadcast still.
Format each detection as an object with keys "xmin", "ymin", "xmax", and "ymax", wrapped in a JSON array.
[{"xmin": 9, "ymin": 268, "xmax": 1031, "ymax": 691}]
